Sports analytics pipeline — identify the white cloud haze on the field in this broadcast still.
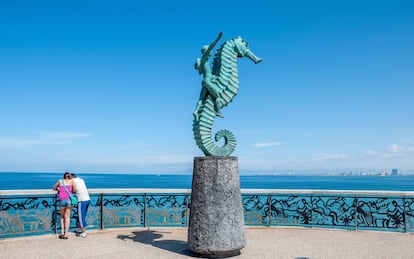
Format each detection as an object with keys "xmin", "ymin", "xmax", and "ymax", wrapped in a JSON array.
[
  {"xmin": 0, "ymin": 131, "xmax": 91, "ymax": 148},
  {"xmin": 253, "ymin": 142, "xmax": 283, "ymax": 148}
]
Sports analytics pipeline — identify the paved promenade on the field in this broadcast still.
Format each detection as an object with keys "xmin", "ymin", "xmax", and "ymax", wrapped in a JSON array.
[{"xmin": 1, "ymin": 227, "xmax": 414, "ymax": 259}]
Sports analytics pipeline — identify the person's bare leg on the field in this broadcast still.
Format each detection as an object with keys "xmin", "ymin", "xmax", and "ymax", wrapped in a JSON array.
[
  {"xmin": 59, "ymin": 208, "xmax": 65, "ymax": 236},
  {"xmin": 64, "ymin": 208, "xmax": 71, "ymax": 238},
  {"xmin": 203, "ymin": 79, "xmax": 220, "ymax": 99},
  {"xmin": 215, "ymin": 98, "xmax": 224, "ymax": 117}
]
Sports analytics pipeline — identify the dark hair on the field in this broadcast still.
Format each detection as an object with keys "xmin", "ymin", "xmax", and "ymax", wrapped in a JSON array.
[
  {"xmin": 71, "ymin": 173, "xmax": 77, "ymax": 178},
  {"xmin": 63, "ymin": 172, "xmax": 72, "ymax": 179}
]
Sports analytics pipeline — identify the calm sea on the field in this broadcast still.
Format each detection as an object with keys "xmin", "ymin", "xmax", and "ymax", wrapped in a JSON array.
[{"xmin": 0, "ymin": 172, "xmax": 413, "ymax": 191}]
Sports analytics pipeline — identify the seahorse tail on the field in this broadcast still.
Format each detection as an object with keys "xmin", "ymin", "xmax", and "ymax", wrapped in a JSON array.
[
  {"xmin": 214, "ymin": 129, "xmax": 236, "ymax": 156},
  {"xmin": 193, "ymin": 96, "xmax": 237, "ymax": 156}
]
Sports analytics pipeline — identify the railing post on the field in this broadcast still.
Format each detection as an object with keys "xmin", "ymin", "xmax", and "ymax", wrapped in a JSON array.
[
  {"xmin": 100, "ymin": 193, "xmax": 104, "ymax": 230},
  {"xmin": 143, "ymin": 193, "xmax": 147, "ymax": 227},
  {"xmin": 54, "ymin": 194, "xmax": 58, "ymax": 234}
]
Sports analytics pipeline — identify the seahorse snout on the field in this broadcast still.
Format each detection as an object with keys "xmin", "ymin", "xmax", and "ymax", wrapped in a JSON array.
[{"xmin": 245, "ymin": 49, "xmax": 263, "ymax": 64}]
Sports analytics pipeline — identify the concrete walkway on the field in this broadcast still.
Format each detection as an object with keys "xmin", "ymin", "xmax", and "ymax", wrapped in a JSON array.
[{"xmin": 1, "ymin": 227, "xmax": 414, "ymax": 259}]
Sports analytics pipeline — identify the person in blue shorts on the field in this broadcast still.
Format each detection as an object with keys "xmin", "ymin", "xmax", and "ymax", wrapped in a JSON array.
[
  {"xmin": 53, "ymin": 172, "xmax": 76, "ymax": 239},
  {"xmin": 71, "ymin": 173, "xmax": 90, "ymax": 238}
]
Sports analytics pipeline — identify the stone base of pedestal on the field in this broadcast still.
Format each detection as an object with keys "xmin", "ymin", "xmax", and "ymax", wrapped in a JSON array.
[{"xmin": 187, "ymin": 156, "xmax": 246, "ymax": 258}]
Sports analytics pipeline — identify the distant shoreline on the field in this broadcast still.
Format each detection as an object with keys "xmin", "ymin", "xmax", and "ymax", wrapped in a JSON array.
[{"xmin": 1, "ymin": 171, "xmax": 413, "ymax": 176}]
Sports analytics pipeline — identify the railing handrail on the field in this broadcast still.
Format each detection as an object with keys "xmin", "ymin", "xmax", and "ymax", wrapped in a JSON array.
[
  {"xmin": 1, "ymin": 188, "xmax": 413, "ymax": 196},
  {"xmin": 240, "ymin": 189, "xmax": 414, "ymax": 196}
]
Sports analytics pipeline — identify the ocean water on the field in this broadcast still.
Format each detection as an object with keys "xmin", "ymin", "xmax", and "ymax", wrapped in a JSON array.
[{"xmin": 0, "ymin": 172, "xmax": 413, "ymax": 191}]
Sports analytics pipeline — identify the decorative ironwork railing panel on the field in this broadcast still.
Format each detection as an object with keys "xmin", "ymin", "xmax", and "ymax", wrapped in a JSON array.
[
  {"xmin": 268, "ymin": 195, "xmax": 312, "ymax": 226},
  {"xmin": 405, "ymin": 197, "xmax": 414, "ymax": 231},
  {"xmin": 0, "ymin": 195, "xmax": 56, "ymax": 237},
  {"xmin": 242, "ymin": 194, "xmax": 269, "ymax": 225},
  {"xmin": 101, "ymin": 194, "xmax": 144, "ymax": 228},
  {"xmin": 354, "ymin": 196, "xmax": 405, "ymax": 232},
  {"xmin": 311, "ymin": 195, "xmax": 356, "ymax": 229},
  {"xmin": 1, "ymin": 189, "xmax": 413, "ymax": 238},
  {"xmin": 145, "ymin": 194, "xmax": 189, "ymax": 226}
]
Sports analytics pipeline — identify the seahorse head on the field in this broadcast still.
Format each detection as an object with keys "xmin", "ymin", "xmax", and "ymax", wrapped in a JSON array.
[
  {"xmin": 201, "ymin": 45, "xmax": 209, "ymax": 54},
  {"xmin": 233, "ymin": 36, "xmax": 263, "ymax": 64}
]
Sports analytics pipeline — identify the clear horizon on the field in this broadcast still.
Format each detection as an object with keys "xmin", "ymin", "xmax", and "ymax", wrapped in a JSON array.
[
  {"xmin": 1, "ymin": 1, "xmax": 413, "ymax": 173},
  {"xmin": 1, "ymin": 168, "xmax": 414, "ymax": 176}
]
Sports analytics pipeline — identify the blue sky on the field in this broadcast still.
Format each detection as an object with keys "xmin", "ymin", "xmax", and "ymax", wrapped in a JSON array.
[{"xmin": 0, "ymin": 1, "xmax": 413, "ymax": 174}]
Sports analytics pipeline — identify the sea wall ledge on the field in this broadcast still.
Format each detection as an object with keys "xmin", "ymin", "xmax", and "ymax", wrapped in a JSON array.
[
  {"xmin": 1, "ymin": 188, "xmax": 414, "ymax": 238},
  {"xmin": 2, "ymin": 188, "xmax": 414, "ymax": 196}
]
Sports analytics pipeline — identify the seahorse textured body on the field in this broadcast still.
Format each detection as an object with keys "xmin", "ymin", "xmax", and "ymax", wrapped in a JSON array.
[{"xmin": 193, "ymin": 35, "xmax": 262, "ymax": 156}]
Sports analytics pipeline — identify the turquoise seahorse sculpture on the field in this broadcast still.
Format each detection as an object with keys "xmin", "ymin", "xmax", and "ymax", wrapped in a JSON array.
[{"xmin": 193, "ymin": 33, "xmax": 262, "ymax": 156}]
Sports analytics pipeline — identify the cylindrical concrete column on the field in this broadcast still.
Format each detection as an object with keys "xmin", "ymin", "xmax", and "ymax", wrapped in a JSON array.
[{"xmin": 187, "ymin": 156, "xmax": 246, "ymax": 257}]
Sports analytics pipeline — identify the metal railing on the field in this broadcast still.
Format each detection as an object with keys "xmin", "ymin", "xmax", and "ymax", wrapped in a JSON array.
[{"xmin": 1, "ymin": 189, "xmax": 413, "ymax": 238}]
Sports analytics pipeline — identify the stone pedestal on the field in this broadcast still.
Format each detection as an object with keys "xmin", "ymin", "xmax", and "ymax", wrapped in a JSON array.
[{"xmin": 187, "ymin": 156, "xmax": 246, "ymax": 257}]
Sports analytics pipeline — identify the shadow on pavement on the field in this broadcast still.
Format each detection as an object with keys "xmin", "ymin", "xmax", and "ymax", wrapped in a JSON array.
[{"xmin": 117, "ymin": 229, "xmax": 194, "ymax": 257}]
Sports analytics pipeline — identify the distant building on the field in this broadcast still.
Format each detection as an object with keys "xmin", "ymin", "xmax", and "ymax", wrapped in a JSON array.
[{"xmin": 391, "ymin": 169, "xmax": 399, "ymax": 176}]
